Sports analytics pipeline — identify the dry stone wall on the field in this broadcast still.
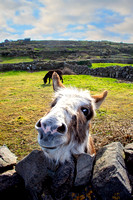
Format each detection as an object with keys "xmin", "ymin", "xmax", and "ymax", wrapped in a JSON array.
[
  {"xmin": 0, "ymin": 60, "xmax": 91, "ymax": 72},
  {"xmin": 0, "ymin": 61, "xmax": 64, "ymax": 72},
  {"xmin": 0, "ymin": 60, "xmax": 133, "ymax": 81},
  {"xmin": 65, "ymin": 64, "xmax": 133, "ymax": 81},
  {"xmin": 0, "ymin": 142, "xmax": 133, "ymax": 200}
]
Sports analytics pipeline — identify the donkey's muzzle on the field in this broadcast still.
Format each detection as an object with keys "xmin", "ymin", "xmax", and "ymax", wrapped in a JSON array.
[
  {"xmin": 35, "ymin": 118, "xmax": 66, "ymax": 137},
  {"xmin": 35, "ymin": 118, "xmax": 67, "ymax": 149}
]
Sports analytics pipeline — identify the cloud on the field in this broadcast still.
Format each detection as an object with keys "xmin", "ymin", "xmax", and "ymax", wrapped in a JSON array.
[
  {"xmin": 107, "ymin": 16, "xmax": 133, "ymax": 35},
  {"xmin": 0, "ymin": 0, "xmax": 133, "ymax": 42},
  {"xmin": 23, "ymin": 0, "xmax": 132, "ymax": 41},
  {"xmin": 105, "ymin": 14, "xmax": 133, "ymax": 43},
  {"xmin": 0, "ymin": 1, "xmax": 39, "ymax": 26}
]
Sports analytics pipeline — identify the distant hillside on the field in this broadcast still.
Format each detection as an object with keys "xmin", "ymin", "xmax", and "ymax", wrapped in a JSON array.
[{"xmin": 0, "ymin": 40, "xmax": 133, "ymax": 63}]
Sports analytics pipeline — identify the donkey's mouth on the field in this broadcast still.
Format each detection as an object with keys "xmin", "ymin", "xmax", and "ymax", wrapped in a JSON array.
[{"xmin": 40, "ymin": 144, "xmax": 58, "ymax": 150}]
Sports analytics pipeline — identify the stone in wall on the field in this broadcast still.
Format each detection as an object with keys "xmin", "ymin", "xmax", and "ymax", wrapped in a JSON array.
[
  {"xmin": 16, "ymin": 150, "xmax": 76, "ymax": 200},
  {"xmin": 92, "ymin": 142, "xmax": 132, "ymax": 200},
  {"xmin": 0, "ymin": 169, "xmax": 27, "ymax": 200},
  {"xmin": 125, "ymin": 143, "xmax": 133, "ymax": 175},
  {"xmin": 0, "ymin": 145, "xmax": 17, "ymax": 173},
  {"xmin": 16, "ymin": 150, "xmax": 53, "ymax": 193},
  {"xmin": 125, "ymin": 143, "xmax": 133, "ymax": 193},
  {"xmin": 74, "ymin": 153, "xmax": 95, "ymax": 187},
  {"xmin": 0, "ymin": 145, "xmax": 29, "ymax": 200}
]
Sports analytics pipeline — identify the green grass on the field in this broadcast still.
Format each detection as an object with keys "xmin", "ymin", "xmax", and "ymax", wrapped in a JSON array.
[
  {"xmin": 0, "ymin": 56, "xmax": 34, "ymax": 64},
  {"xmin": 92, "ymin": 63, "xmax": 133, "ymax": 69},
  {"xmin": 0, "ymin": 71, "xmax": 133, "ymax": 159}
]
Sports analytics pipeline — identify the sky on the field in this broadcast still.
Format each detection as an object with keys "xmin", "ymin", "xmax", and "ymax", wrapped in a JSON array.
[{"xmin": 0, "ymin": 0, "xmax": 133, "ymax": 43}]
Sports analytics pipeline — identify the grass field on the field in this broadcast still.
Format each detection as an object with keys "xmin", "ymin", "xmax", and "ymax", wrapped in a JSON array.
[
  {"xmin": 0, "ymin": 71, "xmax": 133, "ymax": 160},
  {"xmin": 0, "ymin": 56, "xmax": 33, "ymax": 64},
  {"xmin": 92, "ymin": 63, "xmax": 133, "ymax": 69}
]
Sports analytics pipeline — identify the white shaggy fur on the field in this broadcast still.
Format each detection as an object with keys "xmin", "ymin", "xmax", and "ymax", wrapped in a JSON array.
[{"xmin": 40, "ymin": 134, "xmax": 89, "ymax": 164}]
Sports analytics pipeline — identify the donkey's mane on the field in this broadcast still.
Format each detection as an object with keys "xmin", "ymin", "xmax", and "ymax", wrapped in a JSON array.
[{"xmin": 54, "ymin": 87, "xmax": 93, "ymax": 100}]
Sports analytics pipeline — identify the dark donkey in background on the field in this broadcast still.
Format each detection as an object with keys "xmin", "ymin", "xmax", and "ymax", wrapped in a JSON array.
[{"xmin": 43, "ymin": 69, "xmax": 63, "ymax": 84}]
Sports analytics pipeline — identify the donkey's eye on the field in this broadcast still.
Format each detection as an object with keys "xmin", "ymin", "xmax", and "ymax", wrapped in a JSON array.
[{"xmin": 81, "ymin": 107, "xmax": 89, "ymax": 116}]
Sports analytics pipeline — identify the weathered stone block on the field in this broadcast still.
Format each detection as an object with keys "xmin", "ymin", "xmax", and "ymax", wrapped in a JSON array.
[
  {"xmin": 16, "ymin": 150, "xmax": 75, "ymax": 200},
  {"xmin": 92, "ymin": 142, "xmax": 132, "ymax": 200},
  {"xmin": 0, "ymin": 145, "xmax": 17, "ymax": 173},
  {"xmin": 125, "ymin": 143, "xmax": 133, "ymax": 194},
  {"xmin": 0, "ymin": 169, "xmax": 27, "ymax": 200},
  {"xmin": 74, "ymin": 153, "xmax": 95, "ymax": 187},
  {"xmin": 50, "ymin": 159, "xmax": 75, "ymax": 200},
  {"xmin": 16, "ymin": 150, "xmax": 55, "ymax": 193},
  {"xmin": 0, "ymin": 170, "xmax": 21, "ymax": 192},
  {"xmin": 125, "ymin": 143, "xmax": 133, "ymax": 175}
]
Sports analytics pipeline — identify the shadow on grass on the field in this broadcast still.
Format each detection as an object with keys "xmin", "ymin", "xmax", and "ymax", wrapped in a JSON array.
[{"xmin": 40, "ymin": 84, "xmax": 51, "ymax": 88}]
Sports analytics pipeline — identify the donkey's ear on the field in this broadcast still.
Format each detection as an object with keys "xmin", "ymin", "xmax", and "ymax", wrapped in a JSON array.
[
  {"xmin": 52, "ymin": 72, "xmax": 65, "ymax": 92},
  {"xmin": 92, "ymin": 90, "xmax": 108, "ymax": 109}
]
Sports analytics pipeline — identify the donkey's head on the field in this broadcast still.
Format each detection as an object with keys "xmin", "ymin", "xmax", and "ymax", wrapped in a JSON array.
[{"xmin": 35, "ymin": 72, "xmax": 107, "ymax": 163}]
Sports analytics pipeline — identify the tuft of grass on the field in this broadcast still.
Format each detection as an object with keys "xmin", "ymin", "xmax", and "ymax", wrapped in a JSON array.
[{"xmin": 0, "ymin": 71, "xmax": 133, "ymax": 159}]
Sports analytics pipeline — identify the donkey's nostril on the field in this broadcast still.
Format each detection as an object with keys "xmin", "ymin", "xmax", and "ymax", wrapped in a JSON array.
[
  {"xmin": 57, "ymin": 123, "xmax": 66, "ymax": 134},
  {"xmin": 36, "ymin": 119, "xmax": 41, "ymax": 128}
]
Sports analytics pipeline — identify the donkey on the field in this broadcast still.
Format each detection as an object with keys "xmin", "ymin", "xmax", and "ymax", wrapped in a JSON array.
[
  {"xmin": 43, "ymin": 69, "xmax": 63, "ymax": 84},
  {"xmin": 36, "ymin": 72, "xmax": 108, "ymax": 164}
]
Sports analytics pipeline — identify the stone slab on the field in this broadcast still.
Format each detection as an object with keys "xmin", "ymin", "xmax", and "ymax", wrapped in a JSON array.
[
  {"xmin": 92, "ymin": 142, "xmax": 132, "ymax": 200},
  {"xmin": 74, "ymin": 153, "xmax": 95, "ymax": 187},
  {"xmin": 0, "ymin": 145, "xmax": 17, "ymax": 173}
]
